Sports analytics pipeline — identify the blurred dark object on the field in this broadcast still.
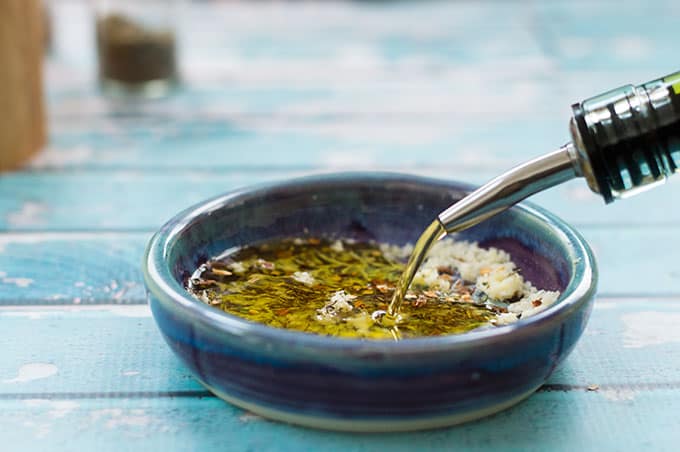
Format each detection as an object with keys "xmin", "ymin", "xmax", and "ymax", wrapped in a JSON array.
[
  {"xmin": 0, "ymin": 0, "xmax": 46, "ymax": 171},
  {"xmin": 95, "ymin": 1, "xmax": 178, "ymax": 98}
]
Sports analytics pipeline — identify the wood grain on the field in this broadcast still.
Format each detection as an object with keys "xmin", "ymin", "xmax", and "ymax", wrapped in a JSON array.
[
  {"xmin": 0, "ymin": 170, "xmax": 679, "ymax": 231},
  {"xmin": 0, "ymin": 0, "xmax": 46, "ymax": 171}
]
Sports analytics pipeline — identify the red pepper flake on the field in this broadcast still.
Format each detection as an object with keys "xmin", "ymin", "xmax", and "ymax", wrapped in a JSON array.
[
  {"xmin": 532, "ymin": 299, "xmax": 543, "ymax": 307},
  {"xmin": 413, "ymin": 296, "xmax": 428, "ymax": 307},
  {"xmin": 275, "ymin": 308, "xmax": 290, "ymax": 316}
]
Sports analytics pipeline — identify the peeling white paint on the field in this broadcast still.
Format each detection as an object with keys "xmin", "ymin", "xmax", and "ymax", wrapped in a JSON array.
[
  {"xmin": 0, "ymin": 232, "xmax": 135, "ymax": 254},
  {"xmin": 600, "ymin": 388, "xmax": 637, "ymax": 402},
  {"xmin": 48, "ymin": 401, "xmax": 80, "ymax": 419},
  {"xmin": 6, "ymin": 202, "xmax": 48, "ymax": 227},
  {"xmin": 3, "ymin": 363, "xmax": 58, "ymax": 384},
  {"xmin": 90, "ymin": 408, "xmax": 152, "ymax": 429},
  {"xmin": 0, "ymin": 270, "xmax": 33, "ymax": 287},
  {"xmin": 21, "ymin": 419, "xmax": 51, "ymax": 439},
  {"xmin": 109, "ymin": 305, "xmax": 151, "ymax": 318},
  {"xmin": 622, "ymin": 311, "xmax": 680, "ymax": 348},
  {"xmin": 239, "ymin": 411, "xmax": 264, "ymax": 423},
  {"xmin": 0, "ymin": 305, "xmax": 149, "ymax": 316},
  {"xmin": 0, "ymin": 311, "xmax": 50, "ymax": 320},
  {"xmin": 23, "ymin": 399, "xmax": 80, "ymax": 419}
]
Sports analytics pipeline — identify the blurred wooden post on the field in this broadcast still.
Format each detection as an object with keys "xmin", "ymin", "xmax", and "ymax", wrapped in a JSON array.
[{"xmin": 0, "ymin": 0, "xmax": 46, "ymax": 171}]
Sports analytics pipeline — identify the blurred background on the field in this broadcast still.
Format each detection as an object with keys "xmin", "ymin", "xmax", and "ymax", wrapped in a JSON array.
[{"xmin": 39, "ymin": 0, "xmax": 680, "ymax": 170}]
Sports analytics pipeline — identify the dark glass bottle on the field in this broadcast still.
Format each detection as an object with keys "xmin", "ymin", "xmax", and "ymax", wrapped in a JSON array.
[{"xmin": 570, "ymin": 71, "xmax": 680, "ymax": 202}]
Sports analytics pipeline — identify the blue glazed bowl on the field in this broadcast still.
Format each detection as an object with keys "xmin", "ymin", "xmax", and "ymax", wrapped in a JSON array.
[{"xmin": 143, "ymin": 173, "xmax": 597, "ymax": 432}]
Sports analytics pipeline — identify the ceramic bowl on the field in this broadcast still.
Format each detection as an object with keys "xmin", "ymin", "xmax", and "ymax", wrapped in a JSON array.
[{"xmin": 143, "ymin": 173, "xmax": 597, "ymax": 432}]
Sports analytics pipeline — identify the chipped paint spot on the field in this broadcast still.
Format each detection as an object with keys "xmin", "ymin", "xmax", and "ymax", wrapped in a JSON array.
[
  {"xmin": 239, "ymin": 411, "xmax": 264, "ymax": 423},
  {"xmin": 0, "ymin": 232, "xmax": 135, "ymax": 254},
  {"xmin": 122, "ymin": 370, "xmax": 140, "ymax": 377},
  {"xmin": 0, "ymin": 311, "xmax": 49, "ymax": 320},
  {"xmin": 622, "ymin": 311, "xmax": 680, "ymax": 348},
  {"xmin": 0, "ymin": 305, "xmax": 149, "ymax": 317},
  {"xmin": 21, "ymin": 419, "xmax": 51, "ymax": 439},
  {"xmin": 23, "ymin": 399, "xmax": 80, "ymax": 419},
  {"xmin": 109, "ymin": 305, "xmax": 151, "ymax": 318},
  {"xmin": 600, "ymin": 388, "xmax": 637, "ymax": 402},
  {"xmin": 48, "ymin": 401, "xmax": 80, "ymax": 419},
  {"xmin": 90, "ymin": 408, "xmax": 152, "ymax": 429},
  {"xmin": 1, "ymin": 275, "xmax": 34, "ymax": 288},
  {"xmin": 3, "ymin": 363, "xmax": 58, "ymax": 383},
  {"xmin": 6, "ymin": 202, "xmax": 48, "ymax": 227}
]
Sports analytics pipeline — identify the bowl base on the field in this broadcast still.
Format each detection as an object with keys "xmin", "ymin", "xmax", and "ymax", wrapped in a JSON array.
[{"xmin": 201, "ymin": 380, "xmax": 541, "ymax": 432}]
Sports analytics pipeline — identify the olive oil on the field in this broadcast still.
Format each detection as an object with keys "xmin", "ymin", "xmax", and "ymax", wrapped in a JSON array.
[
  {"xmin": 188, "ymin": 237, "xmax": 493, "ymax": 340},
  {"xmin": 387, "ymin": 220, "xmax": 446, "ymax": 317}
]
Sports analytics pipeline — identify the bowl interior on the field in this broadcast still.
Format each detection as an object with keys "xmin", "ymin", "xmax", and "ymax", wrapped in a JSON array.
[{"xmin": 165, "ymin": 175, "xmax": 573, "ymax": 301}]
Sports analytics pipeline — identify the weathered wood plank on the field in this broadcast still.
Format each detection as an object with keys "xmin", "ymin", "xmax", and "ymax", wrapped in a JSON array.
[
  {"xmin": 1, "ymin": 169, "xmax": 679, "ymax": 231},
  {"xmin": 1, "ymin": 299, "xmax": 680, "ymax": 397},
  {"xmin": 0, "ymin": 225, "xmax": 678, "ymax": 304},
  {"xmin": 1, "ymin": 364, "xmax": 679, "ymax": 451},
  {"xmin": 41, "ymin": 116, "xmax": 564, "ymax": 171}
]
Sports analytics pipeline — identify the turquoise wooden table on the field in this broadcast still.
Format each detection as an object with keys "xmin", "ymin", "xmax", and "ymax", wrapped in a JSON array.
[{"xmin": 3, "ymin": 1, "xmax": 680, "ymax": 450}]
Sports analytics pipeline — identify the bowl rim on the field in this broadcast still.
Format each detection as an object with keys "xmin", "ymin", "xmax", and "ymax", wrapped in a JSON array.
[{"xmin": 143, "ymin": 172, "xmax": 597, "ymax": 355}]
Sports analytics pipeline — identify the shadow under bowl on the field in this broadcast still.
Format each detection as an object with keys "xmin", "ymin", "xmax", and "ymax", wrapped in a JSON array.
[{"xmin": 143, "ymin": 173, "xmax": 597, "ymax": 432}]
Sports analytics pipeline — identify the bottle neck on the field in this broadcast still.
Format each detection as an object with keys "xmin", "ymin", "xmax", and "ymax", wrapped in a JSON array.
[{"xmin": 570, "ymin": 71, "xmax": 680, "ymax": 203}]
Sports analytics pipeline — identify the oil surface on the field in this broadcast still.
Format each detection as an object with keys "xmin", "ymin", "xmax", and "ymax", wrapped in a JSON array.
[{"xmin": 188, "ymin": 238, "xmax": 494, "ymax": 340}]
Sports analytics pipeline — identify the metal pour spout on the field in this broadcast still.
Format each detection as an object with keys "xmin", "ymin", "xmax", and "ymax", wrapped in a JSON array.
[
  {"xmin": 437, "ymin": 144, "xmax": 582, "ymax": 234},
  {"xmin": 437, "ymin": 69, "xmax": 680, "ymax": 235}
]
